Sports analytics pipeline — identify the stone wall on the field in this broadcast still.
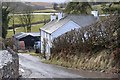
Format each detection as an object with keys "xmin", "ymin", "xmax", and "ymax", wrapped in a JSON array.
[{"xmin": 0, "ymin": 48, "xmax": 19, "ymax": 79}]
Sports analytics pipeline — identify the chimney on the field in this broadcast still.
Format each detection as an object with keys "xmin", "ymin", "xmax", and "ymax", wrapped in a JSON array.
[
  {"xmin": 91, "ymin": 10, "xmax": 99, "ymax": 19},
  {"xmin": 50, "ymin": 13, "xmax": 56, "ymax": 21},
  {"xmin": 58, "ymin": 12, "xmax": 63, "ymax": 21}
]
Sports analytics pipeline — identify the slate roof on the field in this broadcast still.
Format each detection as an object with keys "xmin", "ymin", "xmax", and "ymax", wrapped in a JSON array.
[
  {"xmin": 40, "ymin": 14, "xmax": 97, "ymax": 34},
  {"xmin": 13, "ymin": 32, "xmax": 40, "ymax": 40}
]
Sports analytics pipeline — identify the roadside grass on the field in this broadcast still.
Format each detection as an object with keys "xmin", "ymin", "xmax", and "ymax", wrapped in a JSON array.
[
  {"xmin": 42, "ymin": 57, "xmax": 74, "ymax": 69},
  {"xmin": 42, "ymin": 58, "xmax": 64, "ymax": 66},
  {"xmin": 7, "ymin": 23, "xmax": 44, "ymax": 38},
  {"xmin": 17, "ymin": 50, "xmax": 47, "ymax": 63},
  {"xmin": 42, "ymin": 50, "xmax": 117, "ymax": 73},
  {"xmin": 18, "ymin": 50, "xmax": 40, "ymax": 56},
  {"xmin": 29, "ymin": 51, "xmax": 40, "ymax": 56}
]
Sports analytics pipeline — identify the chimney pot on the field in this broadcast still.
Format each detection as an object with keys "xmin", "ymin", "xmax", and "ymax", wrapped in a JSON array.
[
  {"xmin": 58, "ymin": 12, "xmax": 63, "ymax": 21},
  {"xmin": 51, "ymin": 13, "xmax": 56, "ymax": 21},
  {"xmin": 91, "ymin": 10, "xmax": 99, "ymax": 19}
]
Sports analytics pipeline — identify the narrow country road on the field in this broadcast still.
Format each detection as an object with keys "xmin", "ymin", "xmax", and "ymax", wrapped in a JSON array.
[
  {"xmin": 19, "ymin": 53, "xmax": 82, "ymax": 78},
  {"xmin": 19, "ymin": 53, "xmax": 119, "ymax": 78}
]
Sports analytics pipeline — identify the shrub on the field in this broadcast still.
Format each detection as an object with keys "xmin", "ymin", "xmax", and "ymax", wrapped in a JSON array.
[{"xmin": 51, "ymin": 14, "xmax": 120, "ymax": 61}]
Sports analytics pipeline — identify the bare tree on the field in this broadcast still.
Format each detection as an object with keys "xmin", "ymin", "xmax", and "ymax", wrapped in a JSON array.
[
  {"xmin": 18, "ymin": 15, "xmax": 27, "ymax": 32},
  {"xmin": 18, "ymin": 5, "xmax": 34, "ymax": 32},
  {"xmin": 11, "ymin": 10, "xmax": 16, "ymax": 35},
  {"xmin": 2, "ymin": 2, "xmax": 18, "ymax": 38},
  {"xmin": 0, "ymin": 2, "xmax": 2, "ymax": 38}
]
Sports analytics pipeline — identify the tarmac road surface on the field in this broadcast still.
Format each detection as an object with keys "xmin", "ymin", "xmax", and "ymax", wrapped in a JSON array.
[{"xmin": 18, "ymin": 53, "xmax": 119, "ymax": 78}]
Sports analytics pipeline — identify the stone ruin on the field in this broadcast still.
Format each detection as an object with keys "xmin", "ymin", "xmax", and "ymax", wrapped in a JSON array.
[{"xmin": 0, "ymin": 48, "xmax": 19, "ymax": 79}]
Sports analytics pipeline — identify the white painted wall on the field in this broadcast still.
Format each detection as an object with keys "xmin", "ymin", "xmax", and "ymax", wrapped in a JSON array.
[
  {"xmin": 40, "ymin": 30, "xmax": 51, "ymax": 57},
  {"xmin": 51, "ymin": 21, "xmax": 80, "ymax": 39},
  {"xmin": 41, "ymin": 20, "xmax": 81, "ymax": 57}
]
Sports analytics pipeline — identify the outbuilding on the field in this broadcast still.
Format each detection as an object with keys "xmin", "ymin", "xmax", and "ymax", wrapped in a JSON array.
[{"xmin": 13, "ymin": 32, "xmax": 40, "ymax": 50}]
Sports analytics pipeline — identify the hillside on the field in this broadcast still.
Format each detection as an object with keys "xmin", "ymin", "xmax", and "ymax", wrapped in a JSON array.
[{"xmin": 30, "ymin": 2, "xmax": 52, "ymax": 8}]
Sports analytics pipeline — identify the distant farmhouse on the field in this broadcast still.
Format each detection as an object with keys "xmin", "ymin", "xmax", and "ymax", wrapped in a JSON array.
[
  {"xmin": 13, "ymin": 32, "xmax": 40, "ymax": 50},
  {"xmin": 40, "ymin": 11, "xmax": 99, "ymax": 57}
]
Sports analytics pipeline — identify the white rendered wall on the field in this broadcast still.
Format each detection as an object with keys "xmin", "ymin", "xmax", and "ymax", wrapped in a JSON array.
[
  {"xmin": 40, "ymin": 30, "xmax": 51, "ymax": 56},
  {"xmin": 51, "ymin": 21, "xmax": 80, "ymax": 39},
  {"xmin": 41, "ymin": 21, "xmax": 81, "ymax": 58}
]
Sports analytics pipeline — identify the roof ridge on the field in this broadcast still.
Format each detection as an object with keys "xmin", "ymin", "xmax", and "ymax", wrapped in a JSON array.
[{"xmin": 40, "ymin": 15, "xmax": 97, "ymax": 33}]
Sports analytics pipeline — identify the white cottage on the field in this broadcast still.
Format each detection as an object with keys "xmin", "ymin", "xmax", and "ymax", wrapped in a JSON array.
[{"xmin": 40, "ymin": 12, "xmax": 98, "ymax": 58}]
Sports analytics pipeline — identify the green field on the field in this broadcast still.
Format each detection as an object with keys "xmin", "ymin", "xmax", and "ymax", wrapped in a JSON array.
[
  {"xmin": 9, "ymin": 14, "xmax": 50, "ymax": 26},
  {"xmin": 92, "ymin": 4, "xmax": 120, "ymax": 14},
  {"xmin": 7, "ymin": 23, "xmax": 44, "ymax": 38},
  {"xmin": 7, "ymin": 14, "xmax": 50, "ymax": 38},
  {"xmin": 34, "ymin": 9, "xmax": 58, "ymax": 13},
  {"xmin": 7, "ymin": 3, "xmax": 119, "ymax": 38}
]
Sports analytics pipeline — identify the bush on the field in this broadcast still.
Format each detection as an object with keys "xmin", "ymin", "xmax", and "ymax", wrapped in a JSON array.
[
  {"xmin": 51, "ymin": 14, "xmax": 120, "ymax": 61},
  {"xmin": 0, "ymin": 37, "xmax": 5, "ymax": 50},
  {"xmin": 4, "ymin": 38, "xmax": 14, "ymax": 49}
]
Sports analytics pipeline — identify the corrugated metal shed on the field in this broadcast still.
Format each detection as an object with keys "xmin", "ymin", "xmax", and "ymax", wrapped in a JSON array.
[{"xmin": 13, "ymin": 32, "xmax": 40, "ymax": 40}]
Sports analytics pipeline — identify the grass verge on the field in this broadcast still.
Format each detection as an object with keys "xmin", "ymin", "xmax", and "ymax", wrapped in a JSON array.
[{"xmin": 42, "ymin": 49, "xmax": 120, "ymax": 73}]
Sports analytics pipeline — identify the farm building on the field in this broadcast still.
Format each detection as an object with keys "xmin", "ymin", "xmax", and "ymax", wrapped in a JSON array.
[
  {"xmin": 40, "ymin": 11, "xmax": 99, "ymax": 58},
  {"xmin": 13, "ymin": 32, "xmax": 40, "ymax": 50}
]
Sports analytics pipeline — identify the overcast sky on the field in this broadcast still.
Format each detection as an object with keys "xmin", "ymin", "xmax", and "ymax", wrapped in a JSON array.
[
  {"xmin": 0, "ymin": 0, "xmax": 70, "ymax": 3},
  {"xmin": 21, "ymin": 0, "xmax": 70, "ymax": 3},
  {"xmin": 1, "ymin": 0, "xmax": 119, "ymax": 2}
]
